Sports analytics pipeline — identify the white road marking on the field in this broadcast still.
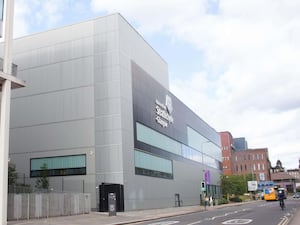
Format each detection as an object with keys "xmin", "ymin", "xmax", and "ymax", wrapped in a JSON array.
[
  {"xmin": 147, "ymin": 221, "xmax": 180, "ymax": 225},
  {"xmin": 222, "ymin": 219, "xmax": 253, "ymax": 224},
  {"xmin": 187, "ymin": 208, "xmax": 251, "ymax": 225}
]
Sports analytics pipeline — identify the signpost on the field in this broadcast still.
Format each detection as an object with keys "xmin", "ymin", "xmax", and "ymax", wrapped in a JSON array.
[
  {"xmin": 0, "ymin": 0, "xmax": 3, "ymax": 37},
  {"xmin": 247, "ymin": 181, "xmax": 258, "ymax": 192}
]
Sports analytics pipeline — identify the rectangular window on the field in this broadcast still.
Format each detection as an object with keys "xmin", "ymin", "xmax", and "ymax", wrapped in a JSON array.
[
  {"xmin": 202, "ymin": 153, "xmax": 219, "ymax": 168},
  {"xmin": 134, "ymin": 150, "xmax": 173, "ymax": 179},
  {"xmin": 182, "ymin": 144, "xmax": 202, "ymax": 163},
  {"xmin": 136, "ymin": 122, "xmax": 221, "ymax": 169},
  {"xmin": 137, "ymin": 122, "xmax": 181, "ymax": 155},
  {"xmin": 30, "ymin": 154, "xmax": 86, "ymax": 177},
  {"xmin": 187, "ymin": 127, "xmax": 221, "ymax": 161}
]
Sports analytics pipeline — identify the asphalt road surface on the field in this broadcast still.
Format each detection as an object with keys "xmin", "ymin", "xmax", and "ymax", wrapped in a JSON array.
[{"xmin": 135, "ymin": 198, "xmax": 300, "ymax": 225}]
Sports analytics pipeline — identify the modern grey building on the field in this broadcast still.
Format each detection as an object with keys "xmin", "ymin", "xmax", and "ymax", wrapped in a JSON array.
[{"xmin": 7, "ymin": 14, "xmax": 222, "ymax": 211}]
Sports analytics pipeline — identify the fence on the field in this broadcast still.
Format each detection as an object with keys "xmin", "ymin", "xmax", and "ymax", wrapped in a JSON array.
[{"xmin": 7, "ymin": 193, "xmax": 91, "ymax": 221}]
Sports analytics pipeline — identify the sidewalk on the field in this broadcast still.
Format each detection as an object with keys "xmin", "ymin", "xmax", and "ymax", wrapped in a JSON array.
[
  {"xmin": 7, "ymin": 205, "xmax": 205, "ymax": 225},
  {"xmin": 288, "ymin": 207, "xmax": 300, "ymax": 225}
]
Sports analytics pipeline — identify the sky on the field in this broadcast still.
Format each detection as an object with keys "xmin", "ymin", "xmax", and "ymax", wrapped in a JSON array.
[{"xmin": 8, "ymin": 0, "xmax": 300, "ymax": 169}]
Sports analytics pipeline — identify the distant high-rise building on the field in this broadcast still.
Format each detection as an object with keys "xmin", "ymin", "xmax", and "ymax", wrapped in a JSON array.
[{"xmin": 233, "ymin": 137, "xmax": 248, "ymax": 151}]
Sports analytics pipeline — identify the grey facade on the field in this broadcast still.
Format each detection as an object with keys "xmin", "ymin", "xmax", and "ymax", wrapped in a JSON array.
[{"xmin": 8, "ymin": 14, "xmax": 222, "ymax": 211}]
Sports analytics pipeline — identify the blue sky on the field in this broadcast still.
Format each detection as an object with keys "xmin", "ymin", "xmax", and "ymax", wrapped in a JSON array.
[{"xmin": 9, "ymin": 0, "xmax": 300, "ymax": 169}]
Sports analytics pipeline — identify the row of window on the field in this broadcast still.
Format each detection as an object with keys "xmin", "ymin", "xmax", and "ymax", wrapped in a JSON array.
[
  {"xmin": 235, "ymin": 154, "xmax": 265, "ymax": 161},
  {"xmin": 234, "ymin": 163, "xmax": 266, "ymax": 172},
  {"xmin": 187, "ymin": 127, "xmax": 222, "ymax": 161},
  {"xmin": 135, "ymin": 149, "xmax": 173, "ymax": 179},
  {"xmin": 222, "ymin": 146, "xmax": 231, "ymax": 150},
  {"xmin": 29, "ymin": 122, "xmax": 220, "ymax": 180},
  {"xmin": 136, "ymin": 122, "xmax": 221, "ymax": 170},
  {"xmin": 30, "ymin": 155, "xmax": 86, "ymax": 177}
]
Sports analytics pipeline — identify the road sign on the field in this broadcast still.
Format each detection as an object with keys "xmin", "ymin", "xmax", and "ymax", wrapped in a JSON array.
[{"xmin": 247, "ymin": 181, "xmax": 258, "ymax": 191}]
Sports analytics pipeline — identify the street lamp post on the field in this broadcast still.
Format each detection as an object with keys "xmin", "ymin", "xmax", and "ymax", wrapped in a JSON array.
[{"xmin": 0, "ymin": 0, "xmax": 25, "ymax": 224}]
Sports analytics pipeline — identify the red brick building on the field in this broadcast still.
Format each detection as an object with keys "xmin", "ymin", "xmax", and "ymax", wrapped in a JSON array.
[
  {"xmin": 232, "ymin": 148, "xmax": 271, "ymax": 181},
  {"xmin": 220, "ymin": 132, "xmax": 271, "ymax": 181},
  {"xmin": 220, "ymin": 131, "xmax": 235, "ymax": 175}
]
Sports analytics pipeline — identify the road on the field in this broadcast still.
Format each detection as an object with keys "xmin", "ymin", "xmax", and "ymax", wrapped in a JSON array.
[{"xmin": 135, "ymin": 198, "xmax": 300, "ymax": 225}]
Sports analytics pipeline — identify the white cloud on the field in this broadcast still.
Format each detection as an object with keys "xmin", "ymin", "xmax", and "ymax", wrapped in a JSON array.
[
  {"xmin": 14, "ymin": 0, "xmax": 90, "ymax": 37},
  {"xmin": 90, "ymin": 0, "xmax": 207, "ymax": 35},
  {"xmin": 14, "ymin": 0, "xmax": 34, "ymax": 37}
]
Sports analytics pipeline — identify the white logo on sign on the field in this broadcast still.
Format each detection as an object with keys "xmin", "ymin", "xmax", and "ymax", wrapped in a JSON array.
[{"xmin": 155, "ymin": 95, "xmax": 174, "ymax": 128}]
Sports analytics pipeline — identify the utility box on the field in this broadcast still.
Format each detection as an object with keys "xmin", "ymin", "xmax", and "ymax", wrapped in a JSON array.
[
  {"xmin": 201, "ymin": 181, "xmax": 206, "ymax": 192},
  {"xmin": 99, "ymin": 183, "xmax": 124, "ymax": 212},
  {"xmin": 108, "ymin": 192, "xmax": 116, "ymax": 216}
]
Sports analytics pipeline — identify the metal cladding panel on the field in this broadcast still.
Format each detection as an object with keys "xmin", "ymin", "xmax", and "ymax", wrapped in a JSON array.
[
  {"xmin": 118, "ymin": 14, "xmax": 169, "ymax": 89},
  {"xmin": 10, "ymin": 119, "xmax": 95, "ymax": 154}
]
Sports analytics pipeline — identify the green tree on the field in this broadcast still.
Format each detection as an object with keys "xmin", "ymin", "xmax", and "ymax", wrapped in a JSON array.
[
  {"xmin": 35, "ymin": 163, "xmax": 49, "ymax": 191},
  {"xmin": 8, "ymin": 162, "xmax": 18, "ymax": 185},
  {"xmin": 221, "ymin": 174, "xmax": 248, "ymax": 197}
]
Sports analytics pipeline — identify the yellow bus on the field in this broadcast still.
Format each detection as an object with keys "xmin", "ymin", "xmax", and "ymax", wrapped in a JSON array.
[
  {"xmin": 264, "ymin": 187, "xmax": 277, "ymax": 201},
  {"xmin": 264, "ymin": 187, "xmax": 287, "ymax": 201}
]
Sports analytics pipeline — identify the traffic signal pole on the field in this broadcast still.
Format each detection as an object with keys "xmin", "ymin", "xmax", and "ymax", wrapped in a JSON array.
[{"xmin": 0, "ymin": 0, "xmax": 25, "ymax": 224}]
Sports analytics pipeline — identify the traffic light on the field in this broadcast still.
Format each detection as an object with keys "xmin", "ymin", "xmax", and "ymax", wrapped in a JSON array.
[{"xmin": 201, "ymin": 181, "xmax": 206, "ymax": 191}]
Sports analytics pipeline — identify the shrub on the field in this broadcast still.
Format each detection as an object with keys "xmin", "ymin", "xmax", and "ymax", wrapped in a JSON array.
[
  {"xmin": 229, "ymin": 196, "xmax": 243, "ymax": 202},
  {"xmin": 218, "ymin": 198, "xmax": 229, "ymax": 205}
]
